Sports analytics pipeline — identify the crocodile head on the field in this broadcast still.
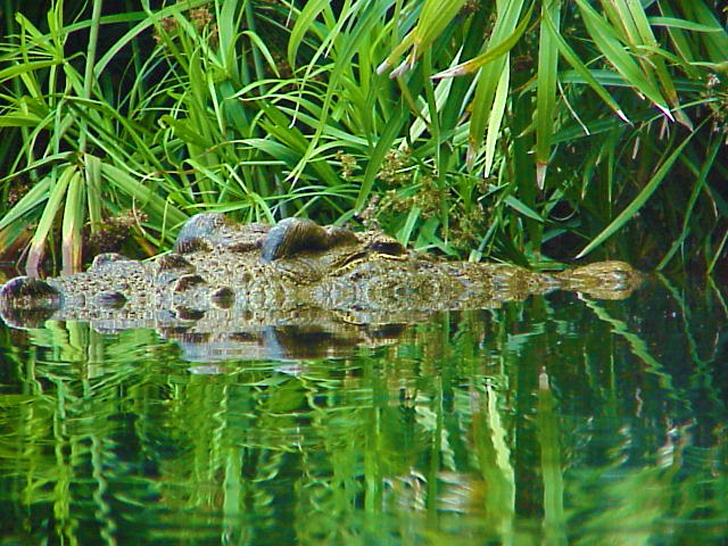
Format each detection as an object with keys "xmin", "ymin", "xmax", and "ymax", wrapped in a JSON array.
[{"xmin": 0, "ymin": 213, "xmax": 408, "ymax": 325}]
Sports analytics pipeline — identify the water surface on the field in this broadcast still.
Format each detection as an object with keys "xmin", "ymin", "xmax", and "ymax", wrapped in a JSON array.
[{"xmin": 0, "ymin": 275, "xmax": 726, "ymax": 544}]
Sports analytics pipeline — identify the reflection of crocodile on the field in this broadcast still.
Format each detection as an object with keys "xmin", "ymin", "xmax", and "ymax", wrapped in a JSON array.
[{"xmin": 0, "ymin": 213, "xmax": 642, "ymax": 359}]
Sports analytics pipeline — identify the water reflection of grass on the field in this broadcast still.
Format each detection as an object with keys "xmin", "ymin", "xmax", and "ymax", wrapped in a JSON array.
[{"xmin": 0, "ymin": 287, "xmax": 726, "ymax": 543}]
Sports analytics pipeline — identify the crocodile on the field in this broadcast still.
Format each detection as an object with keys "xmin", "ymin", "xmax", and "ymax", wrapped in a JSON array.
[{"xmin": 0, "ymin": 213, "xmax": 642, "ymax": 359}]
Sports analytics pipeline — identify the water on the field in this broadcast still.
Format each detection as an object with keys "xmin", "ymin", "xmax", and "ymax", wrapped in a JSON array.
[{"xmin": 0, "ymin": 274, "xmax": 726, "ymax": 545}]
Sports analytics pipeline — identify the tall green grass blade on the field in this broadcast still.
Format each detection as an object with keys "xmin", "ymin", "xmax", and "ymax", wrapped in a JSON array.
[
  {"xmin": 0, "ymin": 60, "xmax": 61, "ymax": 81},
  {"xmin": 576, "ymin": 129, "xmax": 697, "ymax": 258},
  {"xmin": 98, "ymin": 163, "xmax": 187, "ymax": 229},
  {"xmin": 287, "ymin": 0, "xmax": 328, "ymax": 67},
  {"xmin": 0, "ymin": 112, "xmax": 46, "ymax": 127},
  {"xmin": 94, "ymin": 0, "xmax": 209, "ymax": 77},
  {"xmin": 543, "ymin": 15, "xmax": 629, "ymax": 123},
  {"xmin": 0, "ymin": 176, "xmax": 50, "ymax": 231},
  {"xmin": 708, "ymin": 230, "xmax": 728, "ymax": 276},
  {"xmin": 535, "ymin": 0, "xmax": 562, "ymax": 189},
  {"xmin": 648, "ymin": 16, "xmax": 727, "ymax": 33},
  {"xmin": 467, "ymin": 0, "xmax": 526, "ymax": 166},
  {"xmin": 657, "ymin": 136, "xmax": 721, "ymax": 270},
  {"xmin": 85, "ymin": 154, "xmax": 102, "ymax": 235},
  {"xmin": 623, "ymin": 0, "xmax": 691, "ymax": 127},
  {"xmin": 61, "ymin": 169, "xmax": 84, "ymax": 274},
  {"xmin": 575, "ymin": 0, "xmax": 672, "ymax": 119},
  {"xmin": 431, "ymin": 4, "xmax": 532, "ymax": 79},
  {"xmin": 355, "ymin": 105, "xmax": 408, "ymax": 211},
  {"xmin": 676, "ymin": 0, "xmax": 728, "ymax": 62},
  {"xmin": 504, "ymin": 195, "xmax": 545, "ymax": 223},
  {"xmin": 241, "ymin": 30, "xmax": 280, "ymax": 78},
  {"xmin": 286, "ymin": 1, "xmax": 385, "ymax": 182},
  {"xmin": 78, "ymin": 0, "xmax": 103, "ymax": 153},
  {"xmin": 379, "ymin": 0, "xmax": 468, "ymax": 76},
  {"xmin": 483, "ymin": 64, "xmax": 509, "ymax": 177},
  {"xmin": 406, "ymin": 50, "xmax": 454, "ymax": 147},
  {"xmin": 397, "ymin": 205, "xmax": 420, "ymax": 245},
  {"xmin": 26, "ymin": 166, "xmax": 75, "ymax": 276},
  {"xmin": 655, "ymin": 4, "xmax": 697, "ymax": 64},
  {"xmin": 257, "ymin": 101, "xmax": 341, "ymax": 188}
]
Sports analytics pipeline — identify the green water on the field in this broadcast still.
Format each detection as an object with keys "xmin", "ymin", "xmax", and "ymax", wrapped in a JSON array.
[{"xmin": 0, "ymin": 276, "xmax": 726, "ymax": 545}]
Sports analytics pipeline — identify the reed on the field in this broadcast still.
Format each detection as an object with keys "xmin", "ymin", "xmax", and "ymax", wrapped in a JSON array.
[{"xmin": 0, "ymin": 0, "xmax": 725, "ymax": 273}]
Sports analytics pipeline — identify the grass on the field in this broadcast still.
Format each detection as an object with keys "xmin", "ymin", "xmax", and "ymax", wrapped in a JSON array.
[{"xmin": 0, "ymin": 0, "xmax": 726, "ymax": 274}]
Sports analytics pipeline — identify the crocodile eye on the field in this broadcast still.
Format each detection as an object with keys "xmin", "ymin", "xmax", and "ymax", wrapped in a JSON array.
[
  {"xmin": 367, "ymin": 239, "xmax": 405, "ymax": 256},
  {"xmin": 261, "ymin": 218, "xmax": 329, "ymax": 262}
]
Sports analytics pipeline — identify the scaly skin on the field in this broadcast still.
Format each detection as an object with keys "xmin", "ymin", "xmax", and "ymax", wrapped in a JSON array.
[{"xmin": 0, "ymin": 213, "xmax": 642, "ymax": 357}]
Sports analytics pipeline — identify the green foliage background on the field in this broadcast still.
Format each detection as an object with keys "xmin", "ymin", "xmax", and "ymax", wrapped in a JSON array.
[{"xmin": 0, "ymin": 0, "xmax": 726, "ymax": 274}]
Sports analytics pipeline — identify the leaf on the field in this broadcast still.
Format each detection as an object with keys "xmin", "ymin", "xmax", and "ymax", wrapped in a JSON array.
[
  {"xmin": 483, "ymin": 64, "xmax": 509, "ymax": 177},
  {"xmin": 62, "ymin": 169, "xmax": 84, "ymax": 274},
  {"xmin": 504, "ymin": 195, "xmax": 545, "ymax": 222},
  {"xmin": 432, "ymin": 3, "xmax": 533, "ymax": 79},
  {"xmin": 535, "ymin": 0, "xmax": 562, "ymax": 189},
  {"xmin": 355, "ymin": 105, "xmax": 408, "ymax": 211},
  {"xmin": 467, "ymin": 0, "xmax": 526, "ymax": 165},
  {"xmin": 98, "ymin": 163, "xmax": 187, "ymax": 229},
  {"xmin": 543, "ymin": 16, "xmax": 629, "ymax": 123},
  {"xmin": 575, "ymin": 0, "xmax": 672, "ymax": 119},
  {"xmin": 576, "ymin": 129, "xmax": 697, "ymax": 258},
  {"xmin": 648, "ymin": 16, "xmax": 726, "ymax": 33},
  {"xmin": 379, "ymin": 0, "xmax": 468, "ymax": 76},
  {"xmin": 287, "ymin": 0, "xmax": 330, "ymax": 68},
  {"xmin": 94, "ymin": 0, "xmax": 210, "ymax": 77},
  {"xmin": 0, "ymin": 177, "xmax": 51, "ymax": 232},
  {"xmin": 26, "ymin": 166, "xmax": 76, "ymax": 276},
  {"xmin": 397, "ymin": 205, "xmax": 421, "ymax": 246}
]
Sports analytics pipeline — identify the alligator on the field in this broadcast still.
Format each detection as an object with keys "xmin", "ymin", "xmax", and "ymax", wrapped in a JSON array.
[{"xmin": 0, "ymin": 213, "xmax": 642, "ymax": 360}]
